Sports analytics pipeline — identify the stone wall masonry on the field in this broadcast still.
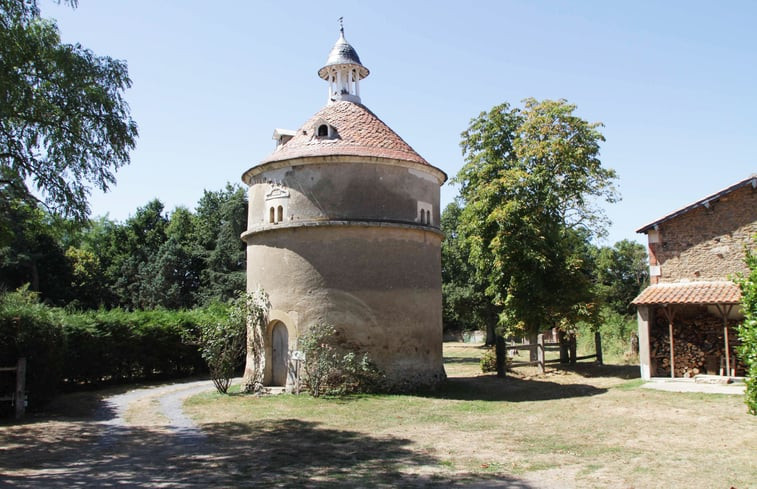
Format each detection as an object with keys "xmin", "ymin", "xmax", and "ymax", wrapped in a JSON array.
[{"xmin": 654, "ymin": 185, "xmax": 756, "ymax": 282}]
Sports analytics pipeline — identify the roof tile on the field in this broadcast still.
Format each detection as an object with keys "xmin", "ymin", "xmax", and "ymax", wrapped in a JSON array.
[
  {"xmin": 260, "ymin": 101, "xmax": 429, "ymax": 166},
  {"xmin": 632, "ymin": 281, "xmax": 742, "ymax": 305}
]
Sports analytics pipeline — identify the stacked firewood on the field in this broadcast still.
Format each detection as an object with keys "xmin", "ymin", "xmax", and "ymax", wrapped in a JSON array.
[
  {"xmin": 653, "ymin": 340, "xmax": 706, "ymax": 377},
  {"xmin": 651, "ymin": 311, "xmax": 741, "ymax": 377}
]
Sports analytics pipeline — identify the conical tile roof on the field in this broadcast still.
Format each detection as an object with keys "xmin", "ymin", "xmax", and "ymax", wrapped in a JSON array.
[{"xmin": 260, "ymin": 101, "xmax": 429, "ymax": 166}]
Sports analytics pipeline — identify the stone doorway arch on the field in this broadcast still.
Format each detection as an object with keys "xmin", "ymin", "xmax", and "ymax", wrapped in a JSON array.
[{"xmin": 270, "ymin": 321, "xmax": 289, "ymax": 386}]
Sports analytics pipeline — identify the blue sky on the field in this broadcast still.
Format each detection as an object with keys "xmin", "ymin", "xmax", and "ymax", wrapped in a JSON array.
[{"xmin": 45, "ymin": 0, "xmax": 755, "ymax": 246}]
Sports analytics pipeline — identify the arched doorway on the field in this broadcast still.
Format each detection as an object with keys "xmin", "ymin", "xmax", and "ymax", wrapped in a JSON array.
[{"xmin": 271, "ymin": 322, "xmax": 289, "ymax": 386}]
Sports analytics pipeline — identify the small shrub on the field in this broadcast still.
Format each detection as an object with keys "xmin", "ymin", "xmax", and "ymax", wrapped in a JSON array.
[
  {"xmin": 299, "ymin": 322, "xmax": 384, "ymax": 397},
  {"xmin": 197, "ymin": 294, "xmax": 248, "ymax": 394},
  {"xmin": 480, "ymin": 347, "xmax": 497, "ymax": 373}
]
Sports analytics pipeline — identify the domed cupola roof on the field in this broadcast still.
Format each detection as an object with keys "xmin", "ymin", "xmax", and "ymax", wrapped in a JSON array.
[
  {"xmin": 318, "ymin": 24, "xmax": 369, "ymax": 81},
  {"xmin": 317, "ymin": 20, "xmax": 369, "ymax": 104}
]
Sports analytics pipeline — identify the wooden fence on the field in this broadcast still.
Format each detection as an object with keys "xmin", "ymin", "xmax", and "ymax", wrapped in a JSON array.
[
  {"xmin": 507, "ymin": 333, "xmax": 603, "ymax": 374},
  {"xmin": 0, "ymin": 358, "xmax": 27, "ymax": 419}
]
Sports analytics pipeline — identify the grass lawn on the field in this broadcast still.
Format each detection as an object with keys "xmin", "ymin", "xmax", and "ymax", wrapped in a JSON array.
[{"xmin": 185, "ymin": 342, "xmax": 757, "ymax": 488}]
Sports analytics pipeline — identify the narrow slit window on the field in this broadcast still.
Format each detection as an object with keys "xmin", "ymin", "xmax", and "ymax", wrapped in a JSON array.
[
  {"xmin": 269, "ymin": 207, "xmax": 275, "ymax": 223},
  {"xmin": 277, "ymin": 205, "xmax": 284, "ymax": 222}
]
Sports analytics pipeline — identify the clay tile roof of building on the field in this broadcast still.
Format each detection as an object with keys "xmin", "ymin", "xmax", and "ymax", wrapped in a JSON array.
[
  {"xmin": 260, "ymin": 101, "xmax": 431, "ymax": 167},
  {"xmin": 636, "ymin": 174, "xmax": 757, "ymax": 234},
  {"xmin": 631, "ymin": 281, "xmax": 742, "ymax": 305}
]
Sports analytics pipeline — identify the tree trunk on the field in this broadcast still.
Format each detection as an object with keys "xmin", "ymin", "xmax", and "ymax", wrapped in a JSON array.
[
  {"xmin": 569, "ymin": 333, "xmax": 577, "ymax": 365},
  {"xmin": 495, "ymin": 335, "xmax": 507, "ymax": 377},
  {"xmin": 485, "ymin": 321, "xmax": 496, "ymax": 346}
]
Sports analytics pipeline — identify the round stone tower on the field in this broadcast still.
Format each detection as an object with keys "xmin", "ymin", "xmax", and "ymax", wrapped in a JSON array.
[{"xmin": 241, "ymin": 25, "xmax": 447, "ymax": 392}]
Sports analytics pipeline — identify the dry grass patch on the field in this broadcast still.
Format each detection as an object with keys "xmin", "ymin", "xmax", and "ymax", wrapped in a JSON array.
[{"xmin": 186, "ymin": 342, "xmax": 757, "ymax": 488}]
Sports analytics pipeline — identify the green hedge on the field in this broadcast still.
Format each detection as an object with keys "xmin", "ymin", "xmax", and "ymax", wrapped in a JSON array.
[
  {"xmin": 61, "ymin": 307, "xmax": 218, "ymax": 387},
  {"xmin": 0, "ymin": 288, "xmax": 231, "ymax": 409},
  {"xmin": 0, "ymin": 287, "xmax": 65, "ymax": 407}
]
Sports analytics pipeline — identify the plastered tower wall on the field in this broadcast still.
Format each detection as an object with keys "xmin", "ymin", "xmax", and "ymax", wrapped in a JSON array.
[
  {"xmin": 241, "ymin": 27, "xmax": 447, "ymax": 391},
  {"xmin": 242, "ymin": 156, "xmax": 446, "ymax": 390}
]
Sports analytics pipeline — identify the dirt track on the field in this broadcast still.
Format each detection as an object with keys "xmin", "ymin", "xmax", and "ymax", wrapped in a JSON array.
[
  {"xmin": 0, "ymin": 379, "xmax": 550, "ymax": 488},
  {"xmin": 0, "ymin": 380, "xmax": 225, "ymax": 488}
]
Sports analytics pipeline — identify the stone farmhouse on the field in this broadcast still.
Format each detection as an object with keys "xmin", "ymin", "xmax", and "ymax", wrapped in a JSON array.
[
  {"xmin": 632, "ymin": 174, "xmax": 756, "ymax": 380},
  {"xmin": 240, "ymin": 26, "xmax": 447, "ymax": 392}
]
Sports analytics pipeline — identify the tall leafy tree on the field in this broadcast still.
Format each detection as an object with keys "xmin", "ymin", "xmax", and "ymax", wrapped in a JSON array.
[
  {"xmin": 0, "ymin": 199, "xmax": 72, "ymax": 304},
  {"xmin": 592, "ymin": 239, "xmax": 649, "ymax": 315},
  {"xmin": 195, "ymin": 184, "xmax": 247, "ymax": 304},
  {"xmin": 441, "ymin": 201, "xmax": 499, "ymax": 344},
  {"xmin": 108, "ymin": 199, "xmax": 168, "ymax": 309},
  {"xmin": 455, "ymin": 99, "xmax": 618, "ymax": 356},
  {"xmin": 0, "ymin": 0, "xmax": 137, "ymax": 228}
]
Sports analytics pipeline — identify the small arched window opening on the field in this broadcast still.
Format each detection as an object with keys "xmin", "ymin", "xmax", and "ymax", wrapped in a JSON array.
[
  {"xmin": 420, "ymin": 209, "xmax": 427, "ymax": 225},
  {"xmin": 277, "ymin": 205, "xmax": 284, "ymax": 223},
  {"xmin": 317, "ymin": 124, "xmax": 329, "ymax": 137},
  {"xmin": 269, "ymin": 207, "xmax": 275, "ymax": 224}
]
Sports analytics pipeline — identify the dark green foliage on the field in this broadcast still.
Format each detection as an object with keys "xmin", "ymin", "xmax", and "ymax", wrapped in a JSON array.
[
  {"xmin": 0, "ymin": 288, "xmax": 230, "ymax": 410},
  {"xmin": 0, "ymin": 199, "xmax": 74, "ymax": 305},
  {"xmin": 0, "ymin": 286, "xmax": 65, "ymax": 408},
  {"xmin": 195, "ymin": 184, "xmax": 248, "ymax": 305},
  {"xmin": 0, "ymin": 183, "xmax": 248, "ymax": 310},
  {"xmin": 736, "ymin": 241, "xmax": 757, "ymax": 415},
  {"xmin": 441, "ymin": 201, "xmax": 499, "ymax": 343},
  {"xmin": 0, "ymin": 0, "xmax": 138, "ymax": 225},
  {"xmin": 592, "ymin": 240, "xmax": 648, "ymax": 315},
  {"xmin": 300, "ymin": 322, "xmax": 385, "ymax": 397},
  {"xmin": 61, "ymin": 306, "xmax": 219, "ymax": 386}
]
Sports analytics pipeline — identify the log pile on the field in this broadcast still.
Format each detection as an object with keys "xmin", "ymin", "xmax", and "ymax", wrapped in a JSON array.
[{"xmin": 651, "ymin": 310, "xmax": 743, "ymax": 377}]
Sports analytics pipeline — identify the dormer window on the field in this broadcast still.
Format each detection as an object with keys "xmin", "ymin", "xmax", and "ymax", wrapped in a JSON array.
[
  {"xmin": 313, "ymin": 119, "xmax": 337, "ymax": 139},
  {"xmin": 272, "ymin": 128, "xmax": 296, "ymax": 149}
]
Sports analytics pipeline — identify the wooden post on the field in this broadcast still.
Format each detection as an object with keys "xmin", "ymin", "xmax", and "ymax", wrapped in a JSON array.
[
  {"xmin": 15, "ymin": 357, "xmax": 26, "ymax": 420},
  {"xmin": 595, "ymin": 331, "xmax": 603, "ymax": 365},
  {"xmin": 660, "ymin": 306, "xmax": 676, "ymax": 378},
  {"xmin": 495, "ymin": 335, "xmax": 507, "ymax": 377},
  {"xmin": 537, "ymin": 334, "xmax": 545, "ymax": 374},
  {"xmin": 668, "ymin": 321, "xmax": 675, "ymax": 378},
  {"xmin": 558, "ymin": 330, "xmax": 569, "ymax": 364},
  {"xmin": 715, "ymin": 304, "xmax": 734, "ymax": 377}
]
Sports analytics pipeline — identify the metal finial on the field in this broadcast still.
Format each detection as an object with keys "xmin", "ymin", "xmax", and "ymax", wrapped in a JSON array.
[{"xmin": 338, "ymin": 17, "xmax": 344, "ymax": 35}]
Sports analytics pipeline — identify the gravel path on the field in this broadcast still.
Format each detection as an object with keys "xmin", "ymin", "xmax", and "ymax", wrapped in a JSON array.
[{"xmin": 102, "ymin": 379, "xmax": 217, "ymax": 429}]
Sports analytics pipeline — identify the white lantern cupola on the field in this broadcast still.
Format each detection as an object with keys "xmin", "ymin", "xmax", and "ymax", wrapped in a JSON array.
[{"xmin": 318, "ymin": 19, "xmax": 369, "ymax": 104}]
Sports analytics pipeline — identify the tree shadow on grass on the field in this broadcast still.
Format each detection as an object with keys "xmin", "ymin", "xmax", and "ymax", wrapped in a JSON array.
[
  {"xmin": 0, "ymin": 417, "xmax": 540, "ymax": 488},
  {"xmin": 559, "ymin": 363, "xmax": 640, "ymax": 380},
  {"xmin": 442, "ymin": 356, "xmax": 481, "ymax": 365},
  {"xmin": 429, "ymin": 375, "xmax": 608, "ymax": 403}
]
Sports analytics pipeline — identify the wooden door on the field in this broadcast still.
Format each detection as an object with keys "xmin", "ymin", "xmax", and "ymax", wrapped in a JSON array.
[{"xmin": 271, "ymin": 323, "xmax": 288, "ymax": 386}]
